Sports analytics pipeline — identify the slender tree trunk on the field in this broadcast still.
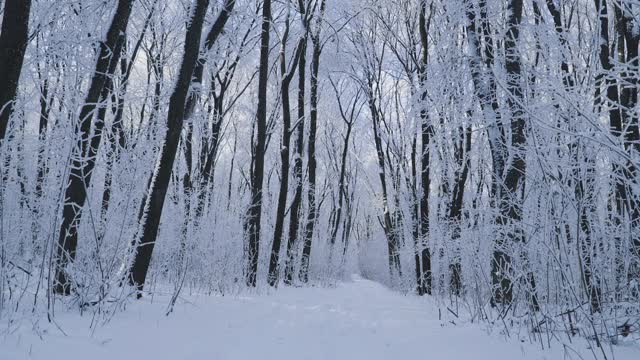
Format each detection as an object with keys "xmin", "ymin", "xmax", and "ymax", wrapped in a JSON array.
[
  {"xmin": 53, "ymin": 0, "xmax": 134, "ymax": 295},
  {"xmin": 35, "ymin": 69, "xmax": 53, "ymax": 201},
  {"xmin": 328, "ymin": 119, "xmax": 353, "ymax": 247},
  {"xmin": 284, "ymin": 37, "xmax": 307, "ymax": 285},
  {"xmin": 465, "ymin": 0, "xmax": 528, "ymax": 306},
  {"xmin": 491, "ymin": 0, "xmax": 526, "ymax": 306},
  {"xmin": 368, "ymin": 91, "xmax": 401, "ymax": 277},
  {"xmin": 417, "ymin": 0, "xmax": 433, "ymax": 295},
  {"xmin": 448, "ymin": 124, "xmax": 471, "ymax": 295},
  {"xmin": 284, "ymin": 1, "xmax": 311, "ymax": 286},
  {"xmin": 587, "ymin": 0, "xmax": 619, "ymax": 312},
  {"xmin": 409, "ymin": 136, "xmax": 422, "ymax": 294},
  {"xmin": 299, "ymin": 0, "xmax": 326, "ymax": 283},
  {"xmin": 32, "ymin": 61, "xmax": 56, "ymax": 255},
  {"xmin": 129, "ymin": 0, "xmax": 210, "ymax": 295},
  {"xmin": 180, "ymin": 0, "xmax": 235, "ymax": 235},
  {"xmin": 100, "ymin": 65, "xmax": 126, "ymax": 218},
  {"xmin": 267, "ymin": 17, "xmax": 304, "ymax": 286},
  {"xmin": 327, "ymin": 78, "xmax": 359, "ymax": 275},
  {"xmin": 184, "ymin": 0, "xmax": 236, "ymax": 122},
  {"xmin": 179, "ymin": 0, "xmax": 236, "ymax": 237},
  {"xmin": 245, "ymin": 0, "xmax": 272, "ymax": 287}
]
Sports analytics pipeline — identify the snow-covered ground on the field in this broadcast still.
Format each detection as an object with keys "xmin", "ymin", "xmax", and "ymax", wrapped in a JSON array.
[{"xmin": 2, "ymin": 276, "xmax": 638, "ymax": 360}]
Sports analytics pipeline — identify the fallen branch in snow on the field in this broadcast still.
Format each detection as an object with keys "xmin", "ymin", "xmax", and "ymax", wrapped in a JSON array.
[
  {"xmin": 8, "ymin": 261, "xmax": 32, "ymax": 276},
  {"xmin": 447, "ymin": 307, "xmax": 458, "ymax": 318}
]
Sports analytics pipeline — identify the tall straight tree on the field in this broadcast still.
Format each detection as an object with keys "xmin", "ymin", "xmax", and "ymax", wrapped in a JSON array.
[
  {"xmin": 417, "ymin": 0, "xmax": 433, "ymax": 295},
  {"xmin": 0, "ymin": 0, "xmax": 32, "ymax": 142},
  {"xmin": 53, "ymin": 0, "xmax": 134, "ymax": 295},
  {"xmin": 129, "ymin": 0, "xmax": 212, "ymax": 294},
  {"xmin": 267, "ymin": 10, "xmax": 305, "ymax": 287},
  {"xmin": 284, "ymin": 0, "xmax": 311, "ymax": 286},
  {"xmin": 496, "ymin": 0, "xmax": 527, "ymax": 306},
  {"xmin": 245, "ymin": 0, "xmax": 272, "ymax": 287},
  {"xmin": 299, "ymin": 0, "xmax": 326, "ymax": 283}
]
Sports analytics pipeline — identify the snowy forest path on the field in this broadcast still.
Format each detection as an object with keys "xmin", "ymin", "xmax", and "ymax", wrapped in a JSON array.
[{"xmin": 2, "ymin": 277, "xmax": 638, "ymax": 359}]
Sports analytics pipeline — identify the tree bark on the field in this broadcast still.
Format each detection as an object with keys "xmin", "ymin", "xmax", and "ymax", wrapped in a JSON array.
[
  {"xmin": 465, "ymin": 0, "xmax": 527, "ymax": 306},
  {"xmin": 284, "ymin": 0, "xmax": 310, "ymax": 286},
  {"xmin": 447, "ymin": 123, "xmax": 471, "ymax": 295},
  {"xmin": 490, "ymin": 0, "xmax": 526, "ymax": 306},
  {"xmin": 613, "ymin": 0, "xmax": 640, "ymax": 286},
  {"xmin": 53, "ymin": 0, "xmax": 134, "ymax": 295},
  {"xmin": 417, "ymin": 0, "xmax": 433, "ymax": 295},
  {"xmin": 267, "ymin": 16, "xmax": 304, "ymax": 286},
  {"xmin": 368, "ymin": 87, "xmax": 402, "ymax": 277},
  {"xmin": 129, "ymin": 0, "xmax": 211, "ymax": 294},
  {"xmin": 0, "ymin": 0, "xmax": 31, "ymax": 142},
  {"xmin": 299, "ymin": 0, "xmax": 326, "ymax": 283},
  {"xmin": 245, "ymin": 0, "xmax": 272, "ymax": 287}
]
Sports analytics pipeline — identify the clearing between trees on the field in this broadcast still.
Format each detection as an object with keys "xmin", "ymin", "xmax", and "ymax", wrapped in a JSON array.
[{"xmin": 2, "ymin": 276, "xmax": 638, "ymax": 360}]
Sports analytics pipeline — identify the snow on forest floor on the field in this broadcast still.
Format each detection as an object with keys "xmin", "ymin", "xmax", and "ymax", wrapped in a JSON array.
[{"xmin": 1, "ymin": 276, "xmax": 639, "ymax": 360}]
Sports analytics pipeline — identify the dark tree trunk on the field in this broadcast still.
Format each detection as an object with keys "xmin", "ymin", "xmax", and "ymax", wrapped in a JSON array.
[
  {"xmin": 100, "ymin": 58, "xmax": 127, "ymax": 218},
  {"xmin": 409, "ymin": 136, "xmax": 422, "ymax": 294},
  {"xmin": 284, "ymin": 38, "xmax": 307, "ymax": 286},
  {"xmin": 491, "ymin": 0, "xmax": 526, "ymax": 306},
  {"xmin": 245, "ymin": 0, "xmax": 272, "ymax": 287},
  {"xmin": 53, "ymin": 0, "xmax": 134, "ymax": 295},
  {"xmin": 368, "ymin": 89, "xmax": 401, "ymax": 278},
  {"xmin": 330, "ymin": 121, "xmax": 353, "ymax": 242},
  {"xmin": 299, "ymin": 0, "xmax": 326, "ymax": 283},
  {"xmin": 284, "ymin": 1, "xmax": 311, "ymax": 286},
  {"xmin": 465, "ymin": 0, "xmax": 528, "ymax": 306},
  {"xmin": 193, "ymin": 17, "xmax": 255, "ymax": 219},
  {"xmin": 0, "ymin": 0, "xmax": 31, "ymax": 142},
  {"xmin": 181, "ymin": 0, "xmax": 235, "ymax": 232},
  {"xmin": 614, "ymin": 0, "xmax": 640, "ymax": 285},
  {"xmin": 177, "ymin": 120, "xmax": 194, "ymax": 266},
  {"xmin": 35, "ymin": 67, "xmax": 53, "ymax": 201},
  {"xmin": 193, "ymin": 0, "xmax": 243, "ymax": 227},
  {"xmin": 193, "ymin": 85, "xmax": 224, "ymax": 220},
  {"xmin": 448, "ymin": 124, "xmax": 471, "ymax": 295},
  {"xmin": 417, "ymin": 0, "xmax": 433, "ymax": 295},
  {"xmin": 328, "ymin": 105, "xmax": 354, "ymax": 247},
  {"xmin": 128, "ymin": 0, "xmax": 210, "ymax": 295},
  {"xmin": 267, "ymin": 18, "xmax": 304, "ymax": 286},
  {"xmin": 542, "ymin": 0, "xmax": 597, "ymax": 312},
  {"xmin": 340, "ymin": 187, "xmax": 355, "ymax": 264},
  {"xmin": 32, "ymin": 62, "xmax": 55, "ymax": 255},
  {"xmin": 327, "ymin": 78, "xmax": 359, "ymax": 275},
  {"xmin": 586, "ymin": 0, "xmax": 618, "ymax": 313},
  {"xmin": 180, "ymin": 0, "xmax": 236, "ymax": 238},
  {"xmin": 545, "ymin": 0, "xmax": 574, "ymax": 89},
  {"xmin": 184, "ymin": 0, "xmax": 236, "ymax": 122}
]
